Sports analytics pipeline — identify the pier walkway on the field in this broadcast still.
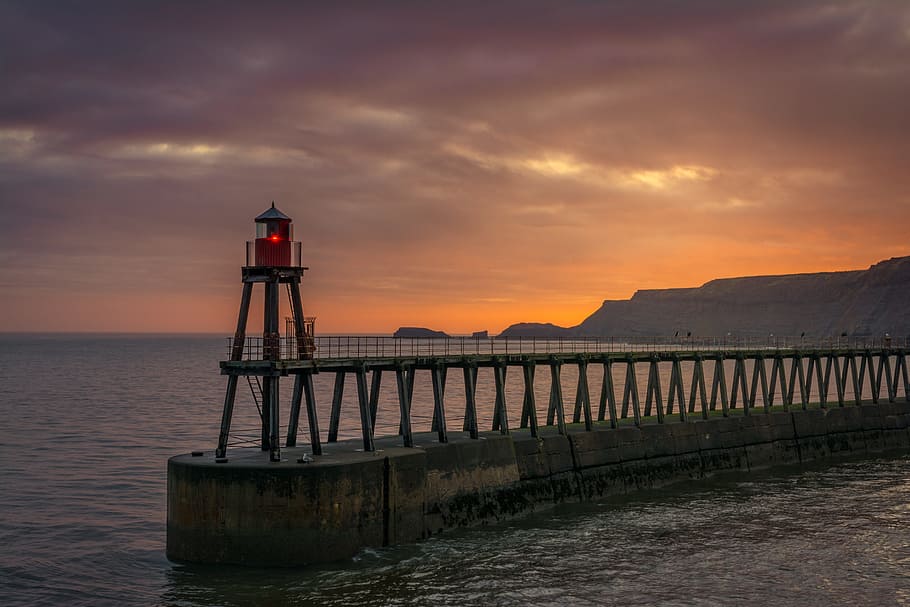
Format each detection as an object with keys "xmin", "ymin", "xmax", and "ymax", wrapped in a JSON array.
[{"xmin": 216, "ymin": 336, "xmax": 910, "ymax": 459}]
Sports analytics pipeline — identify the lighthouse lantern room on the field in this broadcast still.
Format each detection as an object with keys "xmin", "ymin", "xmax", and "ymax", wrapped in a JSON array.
[
  {"xmin": 247, "ymin": 202, "xmax": 302, "ymax": 267},
  {"xmin": 216, "ymin": 202, "xmax": 318, "ymax": 462}
]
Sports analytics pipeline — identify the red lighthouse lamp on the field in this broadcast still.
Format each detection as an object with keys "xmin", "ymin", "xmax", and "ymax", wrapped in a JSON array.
[{"xmin": 248, "ymin": 202, "xmax": 301, "ymax": 267}]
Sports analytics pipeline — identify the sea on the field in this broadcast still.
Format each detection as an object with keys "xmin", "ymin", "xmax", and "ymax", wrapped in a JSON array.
[{"xmin": 1, "ymin": 334, "xmax": 908, "ymax": 606}]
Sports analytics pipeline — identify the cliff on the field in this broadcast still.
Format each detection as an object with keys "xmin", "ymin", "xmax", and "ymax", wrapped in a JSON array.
[{"xmin": 500, "ymin": 256, "xmax": 910, "ymax": 338}]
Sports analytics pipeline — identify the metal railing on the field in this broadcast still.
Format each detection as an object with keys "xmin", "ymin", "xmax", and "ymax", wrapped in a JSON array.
[
  {"xmin": 227, "ymin": 336, "xmax": 314, "ymax": 360},
  {"xmin": 225, "ymin": 335, "xmax": 909, "ymax": 362}
]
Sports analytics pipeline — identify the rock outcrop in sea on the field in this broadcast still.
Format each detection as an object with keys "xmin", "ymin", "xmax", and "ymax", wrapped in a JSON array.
[{"xmin": 393, "ymin": 327, "xmax": 451, "ymax": 338}]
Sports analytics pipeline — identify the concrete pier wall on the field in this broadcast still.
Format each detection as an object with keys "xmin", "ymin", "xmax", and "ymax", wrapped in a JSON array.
[{"xmin": 167, "ymin": 402, "xmax": 910, "ymax": 566}]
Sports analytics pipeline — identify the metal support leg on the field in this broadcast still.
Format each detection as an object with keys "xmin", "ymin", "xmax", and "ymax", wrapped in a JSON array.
[
  {"xmin": 302, "ymin": 371, "xmax": 321, "ymax": 455},
  {"xmin": 230, "ymin": 282, "xmax": 253, "ymax": 360},
  {"xmin": 369, "ymin": 369, "xmax": 382, "ymax": 432},
  {"xmin": 493, "ymin": 363, "xmax": 509, "ymax": 435},
  {"xmin": 750, "ymin": 357, "xmax": 769, "ymax": 413},
  {"xmin": 645, "ymin": 358, "xmax": 664, "ymax": 423},
  {"xmin": 883, "ymin": 354, "xmax": 895, "ymax": 403},
  {"xmin": 789, "ymin": 355, "xmax": 807, "ymax": 409},
  {"xmin": 492, "ymin": 362, "xmax": 508, "ymax": 432},
  {"xmin": 328, "ymin": 371, "xmax": 345, "ymax": 442},
  {"xmin": 355, "ymin": 365, "xmax": 374, "ymax": 452},
  {"xmin": 806, "ymin": 357, "xmax": 821, "ymax": 407},
  {"xmin": 710, "ymin": 357, "xmax": 729, "ymax": 416},
  {"xmin": 261, "ymin": 375, "xmax": 272, "ymax": 451},
  {"xmin": 575, "ymin": 360, "xmax": 592, "ymax": 431},
  {"xmin": 832, "ymin": 356, "xmax": 845, "ymax": 406},
  {"xmin": 217, "ymin": 280, "xmax": 252, "ymax": 459},
  {"xmin": 216, "ymin": 375, "xmax": 238, "ymax": 459},
  {"xmin": 731, "ymin": 357, "xmax": 749, "ymax": 415},
  {"xmin": 396, "ymin": 366, "xmax": 414, "ymax": 447},
  {"xmin": 268, "ymin": 375, "xmax": 280, "ymax": 462},
  {"xmin": 262, "ymin": 278, "xmax": 280, "ymax": 455},
  {"xmin": 431, "ymin": 366, "xmax": 447, "ymax": 432},
  {"xmin": 599, "ymin": 361, "xmax": 618, "ymax": 427},
  {"xmin": 521, "ymin": 363, "xmax": 539, "ymax": 437},
  {"xmin": 286, "ymin": 373, "xmax": 303, "ymax": 447},
  {"xmin": 622, "ymin": 359, "xmax": 641, "ymax": 427},
  {"xmin": 819, "ymin": 356, "xmax": 831, "ymax": 408},
  {"xmin": 548, "ymin": 361, "xmax": 566, "ymax": 434},
  {"xmin": 871, "ymin": 352, "xmax": 883, "ymax": 404},
  {"xmin": 690, "ymin": 357, "xmax": 709, "ymax": 419},
  {"xmin": 854, "ymin": 354, "xmax": 865, "ymax": 404},
  {"xmin": 668, "ymin": 357, "xmax": 687, "ymax": 422},
  {"xmin": 463, "ymin": 365, "xmax": 479, "ymax": 439},
  {"xmin": 431, "ymin": 364, "xmax": 448, "ymax": 443}
]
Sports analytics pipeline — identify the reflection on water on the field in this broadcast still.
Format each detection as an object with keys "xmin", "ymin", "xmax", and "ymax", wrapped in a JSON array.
[{"xmin": 1, "ymin": 336, "xmax": 908, "ymax": 607}]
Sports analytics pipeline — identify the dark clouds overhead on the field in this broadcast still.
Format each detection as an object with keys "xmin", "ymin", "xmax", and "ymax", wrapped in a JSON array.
[{"xmin": 1, "ymin": 1, "xmax": 909, "ymax": 332}]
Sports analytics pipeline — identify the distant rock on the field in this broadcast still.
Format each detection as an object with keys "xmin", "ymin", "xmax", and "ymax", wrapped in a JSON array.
[
  {"xmin": 471, "ymin": 330, "xmax": 489, "ymax": 338},
  {"xmin": 393, "ymin": 327, "xmax": 450, "ymax": 338},
  {"xmin": 498, "ymin": 322, "xmax": 572, "ymax": 338},
  {"xmin": 499, "ymin": 256, "xmax": 910, "ymax": 338}
]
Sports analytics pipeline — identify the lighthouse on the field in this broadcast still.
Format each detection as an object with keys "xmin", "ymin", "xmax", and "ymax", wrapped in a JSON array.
[
  {"xmin": 215, "ymin": 202, "xmax": 315, "ymax": 462},
  {"xmin": 252, "ymin": 202, "xmax": 294, "ymax": 266}
]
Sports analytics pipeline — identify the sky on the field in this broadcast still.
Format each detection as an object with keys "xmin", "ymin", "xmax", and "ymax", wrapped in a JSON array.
[{"xmin": 1, "ymin": 1, "xmax": 909, "ymax": 335}]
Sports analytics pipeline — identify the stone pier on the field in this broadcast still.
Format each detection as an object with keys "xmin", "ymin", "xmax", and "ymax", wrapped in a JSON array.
[{"xmin": 167, "ymin": 401, "xmax": 910, "ymax": 566}]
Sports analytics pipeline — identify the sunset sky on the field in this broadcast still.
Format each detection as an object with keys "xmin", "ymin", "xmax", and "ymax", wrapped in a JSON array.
[{"xmin": 2, "ymin": 1, "xmax": 909, "ymax": 334}]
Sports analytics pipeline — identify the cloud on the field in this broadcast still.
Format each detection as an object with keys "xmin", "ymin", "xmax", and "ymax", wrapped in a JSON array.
[
  {"xmin": 1, "ymin": 0, "xmax": 909, "ymax": 332},
  {"xmin": 617, "ymin": 165, "xmax": 719, "ymax": 191}
]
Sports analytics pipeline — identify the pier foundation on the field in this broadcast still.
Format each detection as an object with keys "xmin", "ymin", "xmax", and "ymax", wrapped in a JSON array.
[{"xmin": 167, "ymin": 401, "xmax": 910, "ymax": 566}]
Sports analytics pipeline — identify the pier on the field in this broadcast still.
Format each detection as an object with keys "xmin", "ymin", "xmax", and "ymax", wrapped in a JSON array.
[
  {"xmin": 168, "ymin": 336, "xmax": 910, "ymax": 566},
  {"xmin": 166, "ymin": 206, "xmax": 910, "ymax": 566},
  {"xmin": 217, "ymin": 335, "xmax": 910, "ymax": 457}
]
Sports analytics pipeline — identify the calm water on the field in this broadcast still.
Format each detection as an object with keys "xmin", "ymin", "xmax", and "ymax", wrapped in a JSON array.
[{"xmin": 1, "ymin": 334, "xmax": 908, "ymax": 606}]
